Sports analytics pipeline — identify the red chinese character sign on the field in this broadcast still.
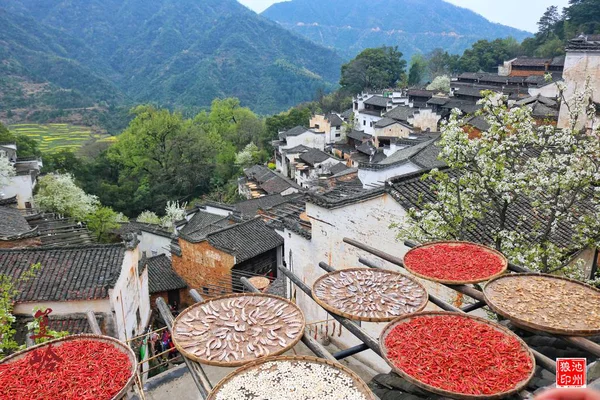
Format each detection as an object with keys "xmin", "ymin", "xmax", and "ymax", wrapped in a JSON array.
[
  {"xmin": 29, "ymin": 308, "xmax": 63, "ymax": 372},
  {"xmin": 556, "ymin": 358, "xmax": 587, "ymax": 388}
]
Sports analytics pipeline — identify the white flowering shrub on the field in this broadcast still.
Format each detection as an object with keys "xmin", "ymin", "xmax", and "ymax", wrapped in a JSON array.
[
  {"xmin": 35, "ymin": 173, "xmax": 99, "ymax": 221},
  {"xmin": 162, "ymin": 200, "xmax": 187, "ymax": 229},
  {"xmin": 136, "ymin": 210, "xmax": 162, "ymax": 225},
  {"xmin": 400, "ymin": 83, "xmax": 600, "ymax": 282},
  {"xmin": 427, "ymin": 75, "xmax": 451, "ymax": 94}
]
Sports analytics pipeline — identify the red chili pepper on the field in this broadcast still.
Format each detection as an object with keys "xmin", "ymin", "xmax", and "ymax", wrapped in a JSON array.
[
  {"xmin": 0, "ymin": 340, "xmax": 132, "ymax": 400},
  {"xmin": 384, "ymin": 314, "xmax": 533, "ymax": 396},
  {"xmin": 405, "ymin": 243, "xmax": 504, "ymax": 282}
]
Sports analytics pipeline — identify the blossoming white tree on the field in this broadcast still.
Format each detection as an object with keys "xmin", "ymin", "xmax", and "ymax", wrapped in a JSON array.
[
  {"xmin": 35, "ymin": 173, "xmax": 99, "ymax": 221},
  {"xmin": 400, "ymin": 81, "xmax": 600, "ymax": 281},
  {"xmin": 162, "ymin": 200, "xmax": 187, "ymax": 229}
]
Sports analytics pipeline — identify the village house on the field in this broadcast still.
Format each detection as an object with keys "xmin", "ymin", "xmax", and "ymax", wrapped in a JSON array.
[
  {"xmin": 276, "ymin": 125, "xmax": 325, "ymax": 151},
  {"xmin": 0, "ymin": 142, "xmax": 43, "ymax": 209},
  {"xmin": 353, "ymin": 94, "xmax": 394, "ymax": 134},
  {"xmin": 276, "ymin": 144, "xmax": 310, "ymax": 178},
  {"xmin": 0, "ymin": 243, "xmax": 150, "ymax": 342},
  {"xmin": 293, "ymin": 148, "xmax": 342, "ymax": 188},
  {"xmin": 239, "ymin": 165, "xmax": 301, "ymax": 199},
  {"xmin": 171, "ymin": 213, "xmax": 284, "ymax": 304},
  {"xmin": 310, "ymin": 113, "xmax": 346, "ymax": 144},
  {"xmin": 119, "ymin": 221, "xmax": 174, "ymax": 259},
  {"xmin": 145, "ymin": 254, "xmax": 187, "ymax": 311},
  {"xmin": 498, "ymin": 56, "xmax": 565, "ymax": 77},
  {"xmin": 558, "ymin": 34, "xmax": 600, "ymax": 130}
]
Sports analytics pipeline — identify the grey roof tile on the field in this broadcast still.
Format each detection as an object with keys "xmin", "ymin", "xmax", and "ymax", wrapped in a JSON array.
[
  {"xmin": 299, "ymin": 148, "xmax": 332, "ymax": 166},
  {"xmin": 146, "ymin": 254, "xmax": 187, "ymax": 293},
  {"xmin": 0, "ymin": 207, "xmax": 37, "ymax": 239},
  {"xmin": 207, "ymin": 218, "xmax": 283, "ymax": 263},
  {"xmin": 0, "ymin": 244, "xmax": 126, "ymax": 302},
  {"xmin": 234, "ymin": 194, "xmax": 302, "ymax": 217},
  {"xmin": 364, "ymin": 95, "xmax": 391, "ymax": 108},
  {"xmin": 384, "ymin": 106, "xmax": 416, "ymax": 122}
]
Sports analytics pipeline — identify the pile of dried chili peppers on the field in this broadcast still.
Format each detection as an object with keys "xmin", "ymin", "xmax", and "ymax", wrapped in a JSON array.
[
  {"xmin": 384, "ymin": 314, "xmax": 533, "ymax": 396},
  {"xmin": 0, "ymin": 339, "xmax": 132, "ymax": 400},
  {"xmin": 404, "ymin": 242, "xmax": 504, "ymax": 282}
]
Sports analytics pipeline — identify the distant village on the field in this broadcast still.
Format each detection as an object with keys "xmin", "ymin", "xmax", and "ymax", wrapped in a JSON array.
[{"xmin": 1, "ymin": 33, "xmax": 600, "ymax": 396}]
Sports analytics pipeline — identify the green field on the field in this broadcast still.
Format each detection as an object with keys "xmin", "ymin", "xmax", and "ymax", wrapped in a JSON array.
[{"xmin": 9, "ymin": 123, "xmax": 116, "ymax": 153}]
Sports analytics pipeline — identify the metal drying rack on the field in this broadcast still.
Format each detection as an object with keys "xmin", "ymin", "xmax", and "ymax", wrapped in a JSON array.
[{"xmin": 155, "ymin": 237, "xmax": 600, "ymax": 399}]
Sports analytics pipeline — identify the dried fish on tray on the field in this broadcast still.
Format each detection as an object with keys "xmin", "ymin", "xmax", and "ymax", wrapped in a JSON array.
[
  {"xmin": 312, "ymin": 268, "xmax": 428, "ymax": 322},
  {"xmin": 207, "ymin": 355, "xmax": 376, "ymax": 400},
  {"xmin": 172, "ymin": 293, "xmax": 305, "ymax": 367},
  {"xmin": 484, "ymin": 273, "xmax": 600, "ymax": 336}
]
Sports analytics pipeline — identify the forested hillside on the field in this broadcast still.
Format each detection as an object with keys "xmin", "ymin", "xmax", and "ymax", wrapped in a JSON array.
[
  {"xmin": 262, "ymin": 0, "xmax": 531, "ymax": 59},
  {"xmin": 0, "ymin": 0, "xmax": 342, "ymax": 117}
]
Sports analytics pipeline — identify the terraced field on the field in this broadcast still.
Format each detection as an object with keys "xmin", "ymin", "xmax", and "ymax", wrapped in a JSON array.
[{"xmin": 9, "ymin": 123, "xmax": 116, "ymax": 153}]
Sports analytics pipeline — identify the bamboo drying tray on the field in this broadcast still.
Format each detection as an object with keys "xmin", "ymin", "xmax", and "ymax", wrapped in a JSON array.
[
  {"xmin": 206, "ymin": 355, "xmax": 376, "ymax": 400},
  {"xmin": 379, "ymin": 312, "xmax": 536, "ymax": 400},
  {"xmin": 172, "ymin": 293, "xmax": 305, "ymax": 367},
  {"xmin": 403, "ymin": 241, "xmax": 508, "ymax": 284},
  {"xmin": 0, "ymin": 334, "xmax": 137, "ymax": 400},
  {"xmin": 312, "ymin": 268, "xmax": 428, "ymax": 322},
  {"xmin": 484, "ymin": 273, "xmax": 600, "ymax": 336}
]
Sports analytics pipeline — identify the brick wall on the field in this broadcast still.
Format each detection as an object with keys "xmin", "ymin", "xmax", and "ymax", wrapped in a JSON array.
[{"xmin": 171, "ymin": 239, "xmax": 235, "ymax": 298}]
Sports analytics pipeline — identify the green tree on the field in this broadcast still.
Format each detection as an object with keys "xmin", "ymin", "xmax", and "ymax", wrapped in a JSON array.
[
  {"xmin": 408, "ymin": 54, "xmax": 428, "ymax": 86},
  {"xmin": 0, "ymin": 123, "xmax": 41, "ymax": 158},
  {"xmin": 137, "ymin": 211, "xmax": 162, "ymax": 225},
  {"xmin": 86, "ymin": 206, "xmax": 127, "ymax": 242},
  {"xmin": 427, "ymin": 76, "xmax": 451, "ymax": 94},
  {"xmin": 538, "ymin": 6, "xmax": 561, "ymax": 40},
  {"xmin": 35, "ymin": 173, "xmax": 99, "ymax": 220},
  {"xmin": 340, "ymin": 46, "xmax": 407, "ymax": 93},
  {"xmin": 566, "ymin": 0, "xmax": 600, "ymax": 34},
  {"xmin": 42, "ymin": 149, "xmax": 83, "ymax": 174},
  {"xmin": 458, "ymin": 38, "xmax": 523, "ymax": 72},
  {"xmin": 426, "ymin": 49, "xmax": 461, "ymax": 78},
  {"xmin": 1, "ymin": 263, "xmax": 41, "ymax": 356},
  {"xmin": 235, "ymin": 143, "xmax": 263, "ymax": 169},
  {"xmin": 265, "ymin": 107, "xmax": 313, "ymax": 139}
]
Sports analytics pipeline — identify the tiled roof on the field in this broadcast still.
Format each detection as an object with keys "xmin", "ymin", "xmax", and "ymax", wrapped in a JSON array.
[
  {"xmin": 374, "ymin": 117, "xmax": 398, "ymax": 128},
  {"xmin": 206, "ymin": 218, "xmax": 283, "ymax": 263},
  {"xmin": 567, "ymin": 34, "xmax": 600, "ymax": 51},
  {"xmin": 119, "ymin": 221, "xmax": 173, "ymax": 238},
  {"xmin": 0, "ymin": 207, "xmax": 38, "ymax": 240},
  {"xmin": 356, "ymin": 141, "xmax": 376, "ymax": 155},
  {"xmin": 427, "ymin": 97, "xmax": 450, "ymax": 106},
  {"xmin": 387, "ymin": 169, "xmax": 591, "ymax": 251},
  {"xmin": 279, "ymin": 126, "xmax": 309, "ymax": 139},
  {"xmin": 0, "ymin": 244, "xmax": 126, "ymax": 303},
  {"xmin": 329, "ymin": 162, "xmax": 350, "ymax": 175},
  {"xmin": 465, "ymin": 115, "xmax": 491, "ymax": 132},
  {"xmin": 454, "ymin": 87, "xmax": 486, "ymax": 98},
  {"xmin": 378, "ymin": 136, "xmax": 442, "ymax": 167},
  {"xmin": 284, "ymin": 144, "xmax": 310, "ymax": 154},
  {"xmin": 234, "ymin": 194, "xmax": 302, "ymax": 217},
  {"xmin": 440, "ymin": 99, "xmax": 481, "ymax": 114},
  {"xmin": 340, "ymin": 109, "xmax": 353, "ymax": 119},
  {"xmin": 299, "ymin": 148, "xmax": 333, "ymax": 166},
  {"xmin": 244, "ymin": 165, "xmax": 301, "ymax": 195},
  {"xmin": 180, "ymin": 211, "xmax": 232, "ymax": 242},
  {"xmin": 347, "ymin": 130, "xmax": 371, "ymax": 142},
  {"xmin": 364, "ymin": 95, "xmax": 390, "ymax": 108},
  {"xmin": 326, "ymin": 113, "xmax": 344, "ymax": 127},
  {"xmin": 308, "ymin": 185, "xmax": 386, "ymax": 209},
  {"xmin": 146, "ymin": 254, "xmax": 187, "ymax": 294},
  {"xmin": 0, "ymin": 196, "xmax": 18, "ymax": 206},
  {"xmin": 511, "ymin": 57, "xmax": 551, "ymax": 67},
  {"xmin": 384, "ymin": 106, "xmax": 417, "ymax": 122}
]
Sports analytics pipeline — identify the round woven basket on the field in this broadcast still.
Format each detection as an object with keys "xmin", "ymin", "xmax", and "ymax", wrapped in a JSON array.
[
  {"xmin": 403, "ymin": 241, "xmax": 508, "ymax": 284},
  {"xmin": 312, "ymin": 267, "xmax": 428, "ymax": 322},
  {"xmin": 484, "ymin": 273, "xmax": 600, "ymax": 336},
  {"xmin": 248, "ymin": 276, "xmax": 270, "ymax": 291},
  {"xmin": 0, "ymin": 334, "xmax": 137, "ymax": 400},
  {"xmin": 172, "ymin": 293, "xmax": 306, "ymax": 367},
  {"xmin": 206, "ymin": 355, "xmax": 376, "ymax": 400},
  {"xmin": 379, "ymin": 311, "xmax": 536, "ymax": 400}
]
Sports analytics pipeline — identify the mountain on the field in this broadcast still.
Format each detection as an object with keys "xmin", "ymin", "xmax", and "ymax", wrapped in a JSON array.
[
  {"xmin": 262, "ymin": 0, "xmax": 532, "ymax": 60},
  {"xmin": 0, "ymin": 0, "xmax": 343, "ymax": 116}
]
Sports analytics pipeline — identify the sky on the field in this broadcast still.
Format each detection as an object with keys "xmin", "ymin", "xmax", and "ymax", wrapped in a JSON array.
[{"xmin": 237, "ymin": 0, "xmax": 571, "ymax": 32}]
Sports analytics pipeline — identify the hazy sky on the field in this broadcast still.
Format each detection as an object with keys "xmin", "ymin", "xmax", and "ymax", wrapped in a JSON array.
[{"xmin": 238, "ymin": 0, "xmax": 571, "ymax": 32}]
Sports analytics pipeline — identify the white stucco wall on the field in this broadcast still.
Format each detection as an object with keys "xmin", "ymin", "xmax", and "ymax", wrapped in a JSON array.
[
  {"xmin": 409, "ymin": 109, "xmax": 442, "ymax": 132},
  {"xmin": 358, "ymin": 162, "xmax": 421, "ymax": 188},
  {"xmin": 283, "ymin": 132, "xmax": 325, "ymax": 151},
  {"xmin": 528, "ymin": 82, "xmax": 560, "ymax": 98},
  {"xmin": 203, "ymin": 206, "xmax": 232, "ymax": 217},
  {"xmin": 558, "ymin": 50, "xmax": 600, "ymax": 129},
  {"xmin": 139, "ymin": 230, "xmax": 173, "ymax": 258},
  {"xmin": 355, "ymin": 113, "xmax": 382, "ymax": 135},
  {"xmin": 2, "ymin": 175, "xmax": 35, "ymax": 209},
  {"xmin": 14, "ymin": 299, "xmax": 112, "ymax": 316},
  {"xmin": 110, "ymin": 248, "xmax": 150, "ymax": 341}
]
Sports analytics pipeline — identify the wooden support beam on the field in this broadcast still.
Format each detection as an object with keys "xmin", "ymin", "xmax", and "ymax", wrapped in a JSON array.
[
  {"xmin": 86, "ymin": 311, "xmax": 102, "ymax": 335},
  {"xmin": 156, "ymin": 297, "xmax": 212, "ymax": 398}
]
